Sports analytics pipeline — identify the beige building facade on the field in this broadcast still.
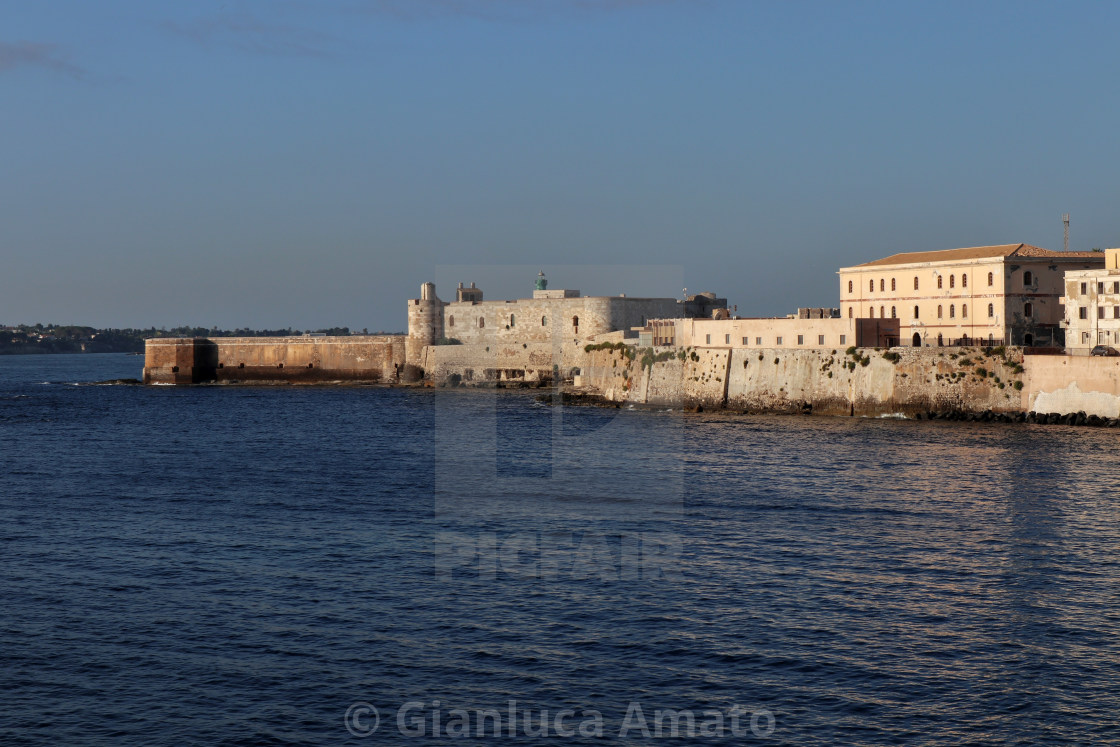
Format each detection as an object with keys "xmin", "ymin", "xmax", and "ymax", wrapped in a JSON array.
[
  {"xmin": 651, "ymin": 316, "xmax": 899, "ymax": 350},
  {"xmin": 1062, "ymin": 248, "xmax": 1120, "ymax": 354},
  {"xmin": 838, "ymin": 244, "xmax": 1103, "ymax": 348}
]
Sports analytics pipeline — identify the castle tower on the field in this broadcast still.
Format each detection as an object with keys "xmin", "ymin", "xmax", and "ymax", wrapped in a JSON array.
[{"xmin": 406, "ymin": 282, "xmax": 444, "ymax": 372}]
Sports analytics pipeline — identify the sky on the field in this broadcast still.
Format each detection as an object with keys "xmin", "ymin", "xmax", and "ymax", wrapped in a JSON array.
[{"xmin": 3, "ymin": 0, "xmax": 1120, "ymax": 331}]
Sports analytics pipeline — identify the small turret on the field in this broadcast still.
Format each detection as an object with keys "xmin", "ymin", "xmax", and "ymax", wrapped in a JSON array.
[
  {"xmin": 406, "ymin": 282, "xmax": 444, "ymax": 374},
  {"xmin": 535, "ymin": 270, "xmax": 548, "ymax": 291}
]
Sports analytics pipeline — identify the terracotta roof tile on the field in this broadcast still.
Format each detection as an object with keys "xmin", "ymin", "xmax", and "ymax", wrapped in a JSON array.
[{"xmin": 852, "ymin": 243, "xmax": 1102, "ymax": 268}]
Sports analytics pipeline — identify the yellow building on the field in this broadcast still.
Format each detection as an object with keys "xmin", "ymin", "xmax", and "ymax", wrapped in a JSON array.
[{"xmin": 838, "ymin": 244, "xmax": 1103, "ymax": 348}]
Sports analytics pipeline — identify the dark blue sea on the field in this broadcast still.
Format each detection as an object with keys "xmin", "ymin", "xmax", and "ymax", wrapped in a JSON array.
[{"xmin": 3, "ymin": 353, "xmax": 1120, "ymax": 745}]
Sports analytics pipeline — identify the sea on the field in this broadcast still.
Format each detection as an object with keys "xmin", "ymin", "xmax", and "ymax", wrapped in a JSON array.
[{"xmin": 2, "ymin": 353, "xmax": 1119, "ymax": 745}]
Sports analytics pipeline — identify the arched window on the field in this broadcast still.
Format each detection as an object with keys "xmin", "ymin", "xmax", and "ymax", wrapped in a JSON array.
[
  {"xmin": 891, "ymin": 306, "xmax": 897, "ymax": 318},
  {"xmin": 510, "ymin": 314, "xmax": 515, "ymax": 327},
  {"xmin": 891, "ymin": 278, "xmax": 896, "ymax": 291},
  {"xmin": 914, "ymin": 277, "xmax": 919, "ymax": 290},
  {"xmin": 1024, "ymin": 271, "xmax": 1034, "ymax": 286},
  {"xmin": 880, "ymin": 279, "xmax": 885, "ymax": 292},
  {"xmin": 962, "ymin": 304, "xmax": 968, "ymax": 318},
  {"xmin": 938, "ymin": 276, "xmax": 943, "ymax": 289},
  {"xmin": 950, "ymin": 275, "xmax": 955, "ymax": 288},
  {"xmin": 848, "ymin": 280, "xmax": 853, "ymax": 293},
  {"xmin": 962, "ymin": 274, "xmax": 968, "ymax": 288},
  {"xmin": 449, "ymin": 315, "xmax": 455, "ymax": 327},
  {"xmin": 572, "ymin": 316, "xmax": 579, "ymax": 330},
  {"xmin": 949, "ymin": 304, "xmax": 955, "ymax": 318},
  {"xmin": 479, "ymin": 317, "xmax": 485, "ymax": 328},
  {"xmin": 848, "ymin": 307, "xmax": 853, "ymax": 319},
  {"xmin": 870, "ymin": 307, "xmax": 875, "ymax": 318},
  {"xmin": 1024, "ymin": 302, "xmax": 1033, "ymax": 318},
  {"xmin": 880, "ymin": 306, "xmax": 885, "ymax": 318},
  {"xmin": 869, "ymin": 279, "xmax": 874, "ymax": 292},
  {"xmin": 541, "ymin": 316, "xmax": 547, "ymax": 326},
  {"xmin": 914, "ymin": 305, "xmax": 919, "ymax": 319},
  {"xmin": 938, "ymin": 305, "xmax": 943, "ymax": 318},
  {"xmin": 988, "ymin": 303, "xmax": 994, "ymax": 318},
  {"xmin": 988, "ymin": 272, "xmax": 994, "ymax": 286}
]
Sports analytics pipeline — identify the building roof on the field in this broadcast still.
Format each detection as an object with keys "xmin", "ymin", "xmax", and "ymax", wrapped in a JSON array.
[{"xmin": 850, "ymin": 243, "xmax": 1102, "ymax": 268}]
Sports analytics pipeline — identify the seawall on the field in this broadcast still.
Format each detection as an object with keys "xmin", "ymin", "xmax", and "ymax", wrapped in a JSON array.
[{"xmin": 144, "ymin": 336, "xmax": 405, "ymax": 384}]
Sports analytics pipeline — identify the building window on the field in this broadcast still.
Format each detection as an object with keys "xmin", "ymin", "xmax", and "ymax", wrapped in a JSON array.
[
  {"xmin": 1099, "ymin": 282, "xmax": 1106, "ymax": 293},
  {"xmin": 1113, "ymin": 282, "xmax": 1119, "ymax": 293},
  {"xmin": 1114, "ymin": 307, "xmax": 1119, "ymax": 319},
  {"xmin": 949, "ymin": 304, "xmax": 955, "ymax": 318},
  {"xmin": 848, "ymin": 307, "xmax": 853, "ymax": 318},
  {"xmin": 880, "ymin": 279, "xmax": 885, "ymax": 292},
  {"xmin": 870, "ymin": 307, "xmax": 875, "ymax": 318},
  {"xmin": 797, "ymin": 335, "xmax": 804, "ymax": 345},
  {"xmin": 938, "ymin": 276, "xmax": 943, "ymax": 289},
  {"xmin": 870, "ymin": 279, "xmax": 874, "ymax": 292},
  {"xmin": 949, "ymin": 275, "xmax": 955, "ymax": 288},
  {"xmin": 725, "ymin": 334, "xmax": 731, "ymax": 344},
  {"xmin": 542, "ymin": 316, "xmax": 547, "ymax": 326},
  {"xmin": 818, "ymin": 335, "xmax": 825, "ymax": 344},
  {"xmin": 572, "ymin": 316, "xmax": 579, "ymax": 330},
  {"xmin": 962, "ymin": 304, "xmax": 968, "ymax": 318},
  {"xmin": 706, "ymin": 334, "xmax": 711, "ymax": 344},
  {"xmin": 1024, "ymin": 302, "xmax": 1033, "ymax": 318},
  {"xmin": 891, "ymin": 306, "xmax": 896, "ymax": 318},
  {"xmin": 988, "ymin": 272, "xmax": 994, "ymax": 286},
  {"xmin": 479, "ymin": 317, "xmax": 485, "ymax": 328},
  {"xmin": 1024, "ymin": 271, "xmax": 1034, "ymax": 286},
  {"xmin": 913, "ymin": 306, "xmax": 919, "ymax": 319},
  {"xmin": 962, "ymin": 274, "xmax": 968, "ymax": 288},
  {"xmin": 840, "ymin": 335, "xmax": 846, "ymax": 345},
  {"xmin": 988, "ymin": 303, "xmax": 994, "ymax": 318},
  {"xmin": 848, "ymin": 280, "xmax": 853, "ymax": 293},
  {"xmin": 1080, "ymin": 307, "xmax": 1088, "ymax": 319},
  {"xmin": 449, "ymin": 315, "xmax": 455, "ymax": 327},
  {"xmin": 880, "ymin": 306, "xmax": 885, "ymax": 318},
  {"xmin": 914, "ymin": 277, "xmax": 919, "ymax": 290},
  {"xmin": 1081, "ymin": 282, "xmax": 1087, "ymax": 295},
  {"xmin": 891, "ymin": 278, "xmax": 896, "ymax": 291},
  {"xmin": 742, "ymin": 336, "xmax": 749, "ymax": 345},
  {"xmin": 756, "ymin": 337, "xmax": 762, "ymax": 345},
  {"xmin": 937, "ymin": 305, "xmax": 943, "ymax": 318},
  {"xmin": 776, "ymin": 337, "xmax": 783, "ymax": 345},
  {"xmin": 510, "ymin": 314, "xmax": 515, "ymax": 327},
  {"xmin": 1099, "ymin": 307, "xmax": 1106, "ymax": 319}
]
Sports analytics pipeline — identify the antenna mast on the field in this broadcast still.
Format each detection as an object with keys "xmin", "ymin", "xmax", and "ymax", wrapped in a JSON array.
[{"xmin": 1063, "ymin": 213, "xmax": 1070, "ymax": 252}]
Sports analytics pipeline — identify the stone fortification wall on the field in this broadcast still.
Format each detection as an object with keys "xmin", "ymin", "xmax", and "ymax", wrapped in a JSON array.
[
  {"xmin": 1023, "ymin": 355, "xmax": 1120, "ymax": 417},
  {"xmin": 580, "ymin": 345, "xmax": 1028, "ymax": 416},
  {"xmin": 144, "ymin": 336, "xmax": 405, "ymax": 385}
]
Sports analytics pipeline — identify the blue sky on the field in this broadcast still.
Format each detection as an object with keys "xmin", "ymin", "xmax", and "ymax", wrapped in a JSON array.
[{"xmin": 3, "ymin": 0, "xmax": 1119, "ymax": 330}]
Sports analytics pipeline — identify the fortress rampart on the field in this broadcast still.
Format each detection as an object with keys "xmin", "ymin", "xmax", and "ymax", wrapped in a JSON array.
[{"xmin": 144, "ymin": 335, "xmax": 404, "ymax": 385}]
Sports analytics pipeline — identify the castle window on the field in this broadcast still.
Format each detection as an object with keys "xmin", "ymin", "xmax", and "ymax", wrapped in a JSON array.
[
  {"xmin": 938, "ymin": 276, "xmax": 943, "ymax": 289},
  {"xmin": 797, "ymin": 335, "xmax": 804, "ymax": 345},
  {"xmin": 479, "ymin": 317, "xmax": 485, "ymax": 328},
  {"xmin": 913, "ymin": 306, "xmax": 919, "ymax": 319},
  {"xmin": 449, "ymin": 315, "xmax": 454, "ymax": 327},
  {"xmin": 572, "ymin": 316, "xmax": 579, "ymax": 331},
  {"xmin": 725, "ymin": 334, "xmax": 730, "ymax": 344},
  {"xmin": 891, "ymin": 306, "xmax": 896, "ymax": 318},
  {"xmin": 848, "ymin": 280, "xmax": 853, "ymax": 293},
  {"xmin": 988, "ymin": 272, "xmax": 994, "ymax": 286},
  {"xmin": 542, "ymin": 316, "xmax": 547, "ymax": 326},
  {"xmin": 776, "ymin": 337, "xmax": 783, "ymax": 345},
  {"xmin": 949, "ymin": 304, "xmax": 955, "ymax": 318},
  {"xmin": 938, "ymin": 305, "xmax": 943, "ymax": 318},
  {"xmin": 891, "ymin": 278, "xmax": 896, "ymax": 291},
  {"xmin": 962, "ymin": 304, "xmax": 968, "ymax": 318},
  {"xmin": 962, "ymin": 274, "xmax": 968, "ymax": 288},
  {"xmin": 1024, "ymin": 271, "xmax": 1034, "ymax": 286},
  {"xmin": 818, "ymin": 335, "xmax": 825, "ymax": 344},
  {"xmin": 988, "ymin": 303, "xmax": 994, "ymax": 318},
  {"xmin": 510, "ymin": 314, "xmax": 515, "ymax": 327},
  {"xmin": 1025, "ymin": 302, "xmax": 1034, "ymax": 318},
  {"xmin": 950, "ymin": 275, "xmax": 955, "ymax": 288},
  {"xmin": 914, "ymin": 277, "xmax": 919, "ymax": 290}
]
